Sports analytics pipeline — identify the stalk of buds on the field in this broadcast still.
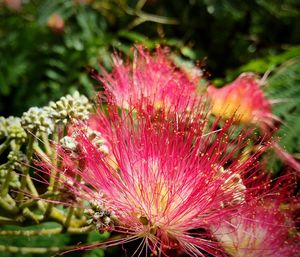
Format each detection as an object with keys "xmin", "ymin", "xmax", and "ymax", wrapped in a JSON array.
[{"xmin": 0, "ymin": 91, "xmax": 93, "ymax": 232}]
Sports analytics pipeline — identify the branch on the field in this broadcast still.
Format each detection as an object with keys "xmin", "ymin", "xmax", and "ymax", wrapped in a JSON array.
[
  {"xmin": 0, "ymin": 225, "xmax": 93, "ymax": 236},
  {"xmin": 0, "ymin": 245, "xmax": 65, "ymax": 254}
]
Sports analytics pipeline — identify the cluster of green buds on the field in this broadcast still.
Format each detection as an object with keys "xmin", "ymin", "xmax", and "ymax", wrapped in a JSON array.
[
  {"xmin": 0, "ymin": 151, "xmax": 28, "ymax": 189},
  {"xmin": 84, "ymin": 200, "xmax": 116, "ymax": 230},
  {"xmin": 0, "ymin": 167, "xmax": 20, "ymax": 189},
  {"xmin": 60, "ymin": 125, "xmax": 109, "ymax": 158},
  {"xmin": 0, "ymin": 116, "xmax": 27, "ymax": 146},
  {"xmin": 0, "ymin": 91, "xmax": 94, "ymax": 229},
  {"xmin": 46, "ymin": 91, "xmax": 93, "ymax": 125},
  {"xmin": 60, "ymin": 135, "xmax": 78, "ymax": 152},
  {"xmin": 21, "ymin": 107, "xmax": 54, "ymax": 134},
  {"xmin": 0, "ymin": 118, "xmax": 27, "ymax": 198},
  {"xmin": 7, "ymin": 150, "xmax": 28, "ymax": 172}
]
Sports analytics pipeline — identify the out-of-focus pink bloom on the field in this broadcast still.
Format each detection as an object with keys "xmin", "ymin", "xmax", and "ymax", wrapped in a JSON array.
[
  {"xmin": 92, "ymin": 46, "xmax": 201, "ymax": 114},
  {"xmin": 3, "ymin": 0, "xmax": 22, "ymax": 11},
  {"xmin": 207, "ymin": 73, "xmax": 300, "ymax": 172},
  {"xmin": 207, "ymin": 73, "xmax": 277, "ymax": 131},
  {"xmin": 47, "ymin": 13, "xmax": 65, "ymax": 34},
  {"xmin": 60, "ymin": 102, "xmax": 269, "ymax": 256},
  {"xmin": 212, "ymin": 198, "xmax": 300, "ymax": 257}
]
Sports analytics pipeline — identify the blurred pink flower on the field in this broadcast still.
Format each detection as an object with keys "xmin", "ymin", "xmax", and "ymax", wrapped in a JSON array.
[
  {"xmin": 212, "ymin": 197, "xmax": 300, "ymax": 257},
  {"xmin": 207, "ymin": 73, "xmax": 300, "ymax": 172},
  {"xmin": 92, "ymin": 46, "xmax": 201, "ymax": 114},
  {"xmin": 47, "ymin": 13, "xmax": 65, "ymax": 34},
  {"xmin": 207, "ymin": 73, "xmax": 277, "ymax": 131},
  {"xmin": 3, "ymin": 0, "xmax": 22, "ymax": 11}
]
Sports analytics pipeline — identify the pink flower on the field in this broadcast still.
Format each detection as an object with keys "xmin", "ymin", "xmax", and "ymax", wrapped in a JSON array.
[
  {"xmin": 212, "ymin": 192, "xmax": 300, "ymax": 257},
  {"xmin": 60, "ymin": 102, "xmax": 269, "ymax": 256},
  {"xmin": 92, "ymin": 46, "xmax": 201, "ymax": 114},
  {"xmin": 3, "ymin": 0, "xmax": 22, "ymax": 11},
  {"xmin": 207, "ymin": 73, "xmax": 277, "ymax": 131},
  {"xmin": 207, "ymin": 73, "xmax": 300, "ymax": 172},
  {"xmin": 47, "ymin": 13, "xmax": 65, "ymax": 34}
]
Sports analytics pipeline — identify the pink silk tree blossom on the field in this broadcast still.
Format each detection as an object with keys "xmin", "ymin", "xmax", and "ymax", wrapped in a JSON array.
[
  {"xmin": 212, "ymin": 196, "xmax": 300, "ymax": 257},
  {"xmin": 91, "ymin": 46, "xmax": 201, "ymax": 114},
  {"xmin": 207, "ymin": 73, "xmax": 277, "ymax": 131},
  {"xmin": 207, "ymin": 72, "xmax": 300, "ymax": 172},
  {"xmin": 57, "ymin": 101, "xmax": 271, "ymax": 257}
]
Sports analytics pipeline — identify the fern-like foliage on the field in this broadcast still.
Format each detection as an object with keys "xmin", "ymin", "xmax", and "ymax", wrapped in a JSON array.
[{"xmin": 266, "ymin": 57, "xmax": 300, "ymax": 155}]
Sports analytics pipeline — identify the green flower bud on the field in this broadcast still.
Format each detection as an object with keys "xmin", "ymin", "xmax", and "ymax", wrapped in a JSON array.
[
  {"xmin": 47, "ymin": 91, "xmax": 93, "ymax": 124},
  {"xmin": 60, "ymin": 136, "xmax": 78, "ymax": 152},
  {"xmin": 0, "ymin": 165, "xmax": 21, "ymax": 188},
  {"xmin": 84, "ymin": 201, "xmax": 115, "ymax": 230},
  {"xmin": 7, "ymin": 150, "xmax": 28, "ymax": 171},
  {"xmin": 0, "ymin": 116, "xmax": 27, "ymax": 144},
  {"xmin": 21, "ymin": 107, "xmax": 54, "ymax": 134}
]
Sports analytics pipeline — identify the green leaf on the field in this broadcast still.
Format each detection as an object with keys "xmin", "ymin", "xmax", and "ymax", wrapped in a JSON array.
[{"xmin": 0, "ymin": 223, "xmax": 70, "ymax": 257}]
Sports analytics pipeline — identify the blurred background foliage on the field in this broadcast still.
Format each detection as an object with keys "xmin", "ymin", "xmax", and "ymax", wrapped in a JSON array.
[{"xmin": 1, "ymin": 0, "xmax": 300, "ymax": 116}]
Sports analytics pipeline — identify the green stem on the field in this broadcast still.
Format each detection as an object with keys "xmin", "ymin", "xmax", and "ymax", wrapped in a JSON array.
[
  {"xmin": 0, "ymin": 216, "xmax": 21, "ymax": 225},
  {"xmin": 0, "ymin": 225, "xmax": 93, "ymax": 236},
  {"xmin": 136, "ymin": 0, "xmax": 147, "ymax": 10},
  {"xmin": 49, "ymin": 122, "xmax": 67, "ymax": 190},
  {"xmin": 33, "ymin": 144, "xmax": 50, "ymax": 163},
  {"xmin": 63, "ymin": 207, "xmax": 75, "ymax": 232},
  {"xmin": 19, "ymin": 191, "xmax": 58, "ymax": 209},
  {"xmin": 44, "ymin": 171, "xmax": 60, "ymax": 217},
  {"xmin": 41, "ymin": 132, "xmax": 52, "ymax": 156},
  {"xmin": 22, "ymin": 207, "xmax": 44, "ymax": 223},
  {"xmin": 15, "ymin": 130, "xmax": 46, "ymax": 212},
  {"xmin": 45, "ymin": 127, "xmax": 60, "ymax": 217},
  {"xmin": 0, "ymin": 138, "xmax": 11, "ymax": 155},
  {"xmin": 16, "ymin": 129, "xmax": 37, "ymax": 202},
  {"xmin": 124, "ymin": 5, "xmax": 178, "ymax": 26},
  {"xmin": 63, "ymin": 174, "xmax": 81, "ymax": 231},
  {"xmin": 25, "ymin": 129, "xmax": 36, "ymax": 160},
  {"xmin": 0, "ymin": 245, "xmax": 67, "ymax": 254},
  {"xmin": 49, "ymin": 208, "xmax": 86, "ymax": 228},
  {"xmin": 44, "ymin": 200, "xmax": 54, "ymax": 218},
  {"xmin": 0, "ymin": 166, "xmax": 12, "ymax": 197},
  {"xmin": 0, "ymin": 196, "xmax": 19, "ymax": 214}
]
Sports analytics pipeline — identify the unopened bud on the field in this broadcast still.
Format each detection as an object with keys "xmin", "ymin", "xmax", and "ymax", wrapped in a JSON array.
[{"xmin": 60, "ymin": 136, "xmax": 78, "ymax": 152}]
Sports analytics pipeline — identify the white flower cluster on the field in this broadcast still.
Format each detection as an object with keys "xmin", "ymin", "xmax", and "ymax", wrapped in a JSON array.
[
  {"xmin": 46, "ymin": 91, "xmax": 93, "ymax": 125},
  {"xmin": 84, "ymin": 201, "xmax": 115, "ymax": 230},
  {"xmin": 21, "ymin": 107, "xmax": 54, "ymax": 134},
  {"xmin": 0, "ymin": 116, "xmax": 27, "ymax": 143}
]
